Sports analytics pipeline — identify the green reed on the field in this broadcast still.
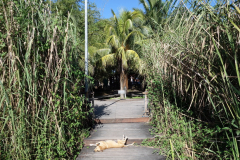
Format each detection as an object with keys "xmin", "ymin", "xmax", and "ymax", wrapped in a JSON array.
[
  {"xmin": 142, "ymin": 0, "xmax": 240, "ymax": 159},
  {"xmin": 0, "ymin": 0, "xmax": 92, "ymax": 159}
]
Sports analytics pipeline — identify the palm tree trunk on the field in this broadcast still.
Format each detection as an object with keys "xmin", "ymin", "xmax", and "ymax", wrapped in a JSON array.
[
  {"xmin": 120, "ymin": 71, "xmax": 127, "ymax": 99},
  {"xmin": 125, "ymin": 75, "xmax": 128, "ymax": 90}
]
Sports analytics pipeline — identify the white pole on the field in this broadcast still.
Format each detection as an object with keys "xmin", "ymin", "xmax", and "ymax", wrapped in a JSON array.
[{"xmin": 85, "ymin": 0, "xmax": 88, "ymax": 98}]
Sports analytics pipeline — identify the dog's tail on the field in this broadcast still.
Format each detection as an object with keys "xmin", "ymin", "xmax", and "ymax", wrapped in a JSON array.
[{"xmin": 125, "ymin": 142, "xmax": 135, "ymax": 147}]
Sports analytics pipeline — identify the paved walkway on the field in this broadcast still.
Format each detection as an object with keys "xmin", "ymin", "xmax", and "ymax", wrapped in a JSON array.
[{"xmin": 77, "ymin": 99, "xmax": 165, "ymax": 160}]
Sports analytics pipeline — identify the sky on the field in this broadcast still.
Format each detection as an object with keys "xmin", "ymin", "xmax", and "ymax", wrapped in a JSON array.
[
  {"xmin": 89, "ymin": 0, "xmax": 218, "ymax": 19},
  {"xmin": 90, "ymin": 0, "xmax": 144, "ymax": 19}
]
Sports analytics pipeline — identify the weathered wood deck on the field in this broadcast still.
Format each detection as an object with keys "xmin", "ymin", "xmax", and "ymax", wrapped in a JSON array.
[{"xmin": 77, "ymin": 99, "xmax": 165, "ymax": 160}]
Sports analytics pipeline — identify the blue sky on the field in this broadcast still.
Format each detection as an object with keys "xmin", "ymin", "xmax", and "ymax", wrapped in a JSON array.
[
  {"xmin": 90, "ymin": 0, "xmax": 144, "ymax": 19},
  {"xmin": 89, "ymin": 0, "xmax": 218, "ymax": 19}
]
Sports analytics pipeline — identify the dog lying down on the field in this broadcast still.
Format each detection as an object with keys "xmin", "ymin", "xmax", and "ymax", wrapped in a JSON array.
[{"xmin": 90, "ymin": 135, "xmax": 135, "ymax": 152}]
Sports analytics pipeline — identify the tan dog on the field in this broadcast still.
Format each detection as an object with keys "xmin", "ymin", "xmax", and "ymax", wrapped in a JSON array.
[{"xmin": 92, "ymin": 135, "xmax": 134, "ymax": 152}]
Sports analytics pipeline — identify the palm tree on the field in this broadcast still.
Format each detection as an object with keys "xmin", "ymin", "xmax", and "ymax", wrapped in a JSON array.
[
  {"xmin": 139, "ymin": 0, "xmax": 176, "ymax": 30},
  {"xmin": 99, "ymin": 9, "xmax": 148, "ymax": 98}
]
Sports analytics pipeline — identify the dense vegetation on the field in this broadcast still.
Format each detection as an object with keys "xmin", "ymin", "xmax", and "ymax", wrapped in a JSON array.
[
  {"xmin": 1, "ymin": 0, "xmax": 240, "ymax": 159},
  {"xmin": 0, "ymin": 0, "xmax": 94, "ymax": 159},
  {"xmin": 141, "ymin": 0, "xmax": 240, "ymax": 159}
]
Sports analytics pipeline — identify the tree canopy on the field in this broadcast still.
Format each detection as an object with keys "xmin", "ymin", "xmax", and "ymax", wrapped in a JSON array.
[{"xmin": 91, "ymin": 9, "xmax": 150, "ymax": 96}]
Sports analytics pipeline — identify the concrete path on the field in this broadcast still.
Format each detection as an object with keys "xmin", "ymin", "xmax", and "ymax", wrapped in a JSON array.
[{"xmin": 77, "ymin": 99, "xmax": 165, "ymax": 160}]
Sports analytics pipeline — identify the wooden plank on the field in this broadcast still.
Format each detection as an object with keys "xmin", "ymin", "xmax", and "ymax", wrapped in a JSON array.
[
  {"xmin": 86, "ymin": 123, "xmax": 153, "ymax": 140},
  {"xmin": 94, "ymin": 117, "xmax": 149, "ymax": 124},
  {"xmin": 77, "ymin": 146, "xmax": 166, "ymax": 160}
]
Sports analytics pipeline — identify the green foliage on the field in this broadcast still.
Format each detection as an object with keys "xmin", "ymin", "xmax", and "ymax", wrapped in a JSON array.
[
  {"xmin": 93, "ymin": 9, "xmax": 149, "ymax": 93},
  {"xmin": 48, "ymin": 0, "xmax": 102, "ymax": 53},
  {"xmin": 49, "ymin": 0, "xmax": 83, "ymax": 16},
  {"xmin": 0, "ymin": 0, "xmax": 93, "ymax": 159},
  {"xmin": 142, "ymin": 75, "xmax": 217, "ymax": 159},
  {"xmin": 138, "ymin": 0, "xmax": 177, "ymax": 30},
  {"xmin": 142, "ymin": 0, "xmax": 240, "ymax": 159}
]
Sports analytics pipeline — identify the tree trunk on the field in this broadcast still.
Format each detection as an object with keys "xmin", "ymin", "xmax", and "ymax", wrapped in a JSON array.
[
  {"xmin": 120, "ymin": 71, "xmax": 127, "ymax": 99},
  {"xmin": 125, "ymin": 75, "xmax": 128, "ymax": 90},
  {"xmin": 110, "ymin": 76, "xmax": 113, "ymax": 90}
]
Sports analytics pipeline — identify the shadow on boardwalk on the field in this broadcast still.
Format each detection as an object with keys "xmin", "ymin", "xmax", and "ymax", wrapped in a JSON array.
[{"xmin": 94, "ymin": 100, "xmax": 121, "ymax": 119}]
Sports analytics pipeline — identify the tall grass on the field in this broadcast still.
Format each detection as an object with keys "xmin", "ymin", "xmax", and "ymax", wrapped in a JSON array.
[
  {"xmin": 0, "ymin": 0, "xmax": 91, "ymax": 159},
  {"xmin": 143, "ymin": 0, "xmax": 240, "ymax": 159}
]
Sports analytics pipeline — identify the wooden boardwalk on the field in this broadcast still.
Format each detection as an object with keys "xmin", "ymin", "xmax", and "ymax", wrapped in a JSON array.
[{"xmin": 77, "ymin": 99, "xmax": 165, "ymax": 160}]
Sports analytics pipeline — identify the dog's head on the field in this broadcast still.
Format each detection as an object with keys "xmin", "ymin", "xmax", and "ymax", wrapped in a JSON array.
[{"xmin": 94, "ymin": 143, "xmax": 104, "ymax": 152}]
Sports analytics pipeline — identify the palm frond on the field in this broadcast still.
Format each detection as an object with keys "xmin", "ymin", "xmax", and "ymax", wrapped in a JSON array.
[
  {"xmin": 96, "ymin": 48, "xmax": 111, "ymax": 57},
  {"xmin": 106, "ymin": 35, "xmax": 120, "ymax": 49},
  {"xmin": 123, "ymin": 30, "xmax": 144, "ymax": 46},
  {"xmin": 104, "ymin": 25, "xmax": 116, "ymax": 36},
  {"xmin": 139, "ymin": 0, "xmax": 150, "ymax": 13},
  {"xmin": 111, "ymin": 9, "xmax": 120, "ymax": 35},
  {"xmin": 126, "ymin": 50, "xmax": 140, "ymax": 64},
  {"xmin": 101, "ymin": 54, "xmax": 115, "ymax": 67},
  {"xmin": 132, "ymin": 9, "xmax": 145, "ymax": 24},
  {"xmin": 124, "ymin": 19, "xmax": 133, "ymax": 34}
]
